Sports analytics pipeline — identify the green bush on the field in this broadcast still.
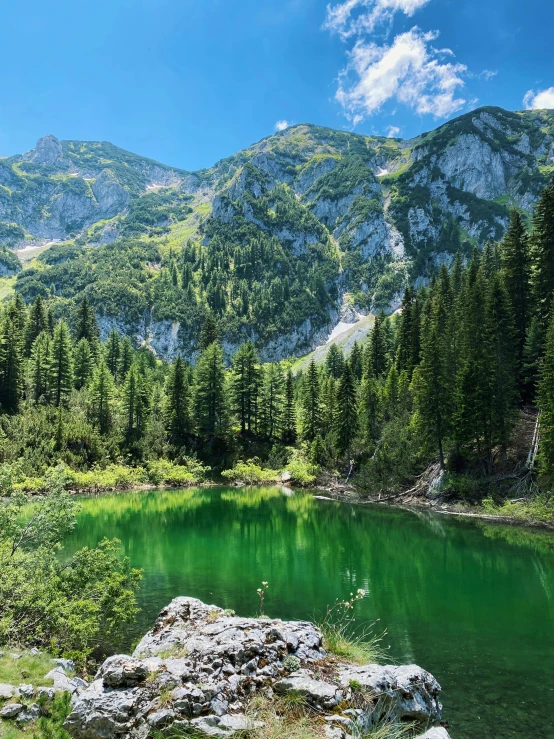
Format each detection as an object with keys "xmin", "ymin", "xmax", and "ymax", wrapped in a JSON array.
[{"xmin": 221, "ymin": 461, "xmax": 279, "ymax": 484}]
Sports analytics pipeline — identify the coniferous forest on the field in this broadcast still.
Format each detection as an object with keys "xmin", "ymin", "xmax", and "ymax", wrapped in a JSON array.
[{"xmin": 0, "ymin": 177, "xmax": 554, "ymax": 519}]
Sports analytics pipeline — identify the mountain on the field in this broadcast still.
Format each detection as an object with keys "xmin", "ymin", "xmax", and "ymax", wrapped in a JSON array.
[{"xmin": 1, "ymin": 105, "xmax": 553, "ymax": 360}]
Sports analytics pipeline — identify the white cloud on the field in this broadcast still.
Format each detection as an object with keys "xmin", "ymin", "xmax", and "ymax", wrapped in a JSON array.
[
  {"xmin": 336, "ymin": 28, "xmax": 466, "ymax": 121},
  {"xmin": 523, "ymin": 87, "xmax": 554, "ymax": 110},
  {"xmin": 324, "ymin": 0, "xmax": 432, "ymax": 38},
  {"xmin": 386, "ymin": 125, "xmax": 401, "ymax": 137},
  {"xmin": 275, "ymin": 120, "xmax": 290, "ymax": 131}
]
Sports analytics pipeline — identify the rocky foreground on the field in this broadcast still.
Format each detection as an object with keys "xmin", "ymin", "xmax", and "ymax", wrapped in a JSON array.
[{"xmin": 65, "ymin": 597, "xmax": 451, "ymax": 739}]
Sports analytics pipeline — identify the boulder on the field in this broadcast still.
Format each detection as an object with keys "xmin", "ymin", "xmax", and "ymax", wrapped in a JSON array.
[
  {"xmin": 275, "ymin": 670, "xmax": 342, "ymax": 709},
  {"xmin": 0, "ymin": 702, "xmax": 24, "ymax": 718},
  {"xmin": 65, "ymin": 596, "xmax": 444, "ymax": 739},
  {"xmin": 18, "ymin": 683, "xmax": 35, "ymax": 699},
  {"xmin": 17, "ymin": 703, "xmax": 41, "ymax": 723},
  {"xmin": 98, "ymin": 656, "xmax": 150, "ymax": 688},
  {"xmin": 0, "ymin": 683, "xmax": 18, "ymax": 700}
]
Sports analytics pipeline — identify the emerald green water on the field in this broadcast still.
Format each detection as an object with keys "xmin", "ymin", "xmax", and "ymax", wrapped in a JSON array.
[{"xmin": 66, "ymin": 486, "xmax": 554, "ymax": 739}]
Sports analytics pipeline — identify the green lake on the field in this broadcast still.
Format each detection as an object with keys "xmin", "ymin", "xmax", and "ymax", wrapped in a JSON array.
[{"xmin": 65, "ymin": 486, "xmax": 554, "ymax": 739}]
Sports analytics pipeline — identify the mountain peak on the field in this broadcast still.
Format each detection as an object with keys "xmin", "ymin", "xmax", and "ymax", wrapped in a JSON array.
[{"xmin": 25, "ymin": 134, "xmax": 66, "ymax": 167}]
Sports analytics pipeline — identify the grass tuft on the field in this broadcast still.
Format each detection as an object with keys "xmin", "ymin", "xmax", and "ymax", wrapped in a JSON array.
[{"xmin": 0, "ymin": 650, "xmax": 55, "ymax": 687}]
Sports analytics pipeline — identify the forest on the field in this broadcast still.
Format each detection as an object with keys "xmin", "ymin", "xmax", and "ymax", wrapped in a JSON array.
[{"xmin": 1, "ymin": 177, "xmax": 554, "ymax": 519}]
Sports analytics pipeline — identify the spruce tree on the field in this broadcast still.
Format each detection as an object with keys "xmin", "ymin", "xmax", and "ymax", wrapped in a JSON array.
[
  {"xmin": 396, "ymin": 287, "xmax": 415, "ymax": 375},
  {"xmin": 123, "ymin": 365, "xmax": 150, "ymax": 441},
  {"xmin": 260, "ymin": 364, "xmax": 283, "ymax": 440},
  {"xmin": 282, "ymin": 370, "xmax": 297, "ymax": 443},
  {"xmin": 538, "ymin": 311, "xmax": 554, "ymax": 486},
  {"xmin": 521, "ymin": 317, "xmax": 544, "ymax": 402},
  {"xmin": 369, "ymin": 313, "xmax": 387, "ymax": 378},
  {"xmin": 300, "ymin": 360, "xmax": 321, "ymax": 441},
  {"xmin": 500, "ymin": 210, "xmax": 530, "ymax": 362},
  {"xmin": 24, "ymin": 295, "xmax": 48, "ymax": 355},
  {"xmin": 324, "ymin": 344, "xmax": 345, "ymax": 379},
  {"xmin": 118, "ymin": 337, "xmax": 134, "ymax": 381},
  {"xmin": 531, "ymin": 176, "xmax": 554, "ymax": 326},
  {"xmin": 194, "ymin": 342, "xmax": 228, "ymax": 436},
  {"xmin": 199, "ymin": 314, "xmax": 220, "ymax": 351},
  {"xmin": 413, "ymin": 314, "xmax": 451, "ymax": 470},
  {"xmin": 73, "ymin": 338, "xmax": 94, "ymax": 390},
  {"xmin": 105, "ymin": 329, "xmax": 121, "ymax": 379},
  {"xmin": 360, "ymin": 368, "xmax": 380, "ymax": 444},
  {"xmin": 333, "ymin": 363, "xmax": 358, "ymax": 467},
  {"xmin": 485, "ymin": 273, "xmax": 518, "ymax": 464},
  {"xmin": 30, "ymin": 332, "xmax": 51, "ymax": 403},
  {"xmin": 48, "ymin": 320, "xmax": 73, "ymax": 407},
  {"xmin": 320, "ymin": 375, "xmax": 337, "ymax": 436},
  {"xmin": 0, "ymin": 312, "xmax": 23, "ymax": 413},
  {"xmin": 164, "ymin": 356, "xmax": 192, "ymax": 447},
  {"xmin": 89, "ymin": 360, "xmax": 115, "ymax": 434},
  {"xmin": 230, "ymin": 341, "xmax": 260, "ymax": 434},
  {"xmin": 75, "ymin": 296, "xmax": 100, "ymax": 347},
  {"xmin": 349, "ymin": 341, "xmax": 363, "ymax": 382}
]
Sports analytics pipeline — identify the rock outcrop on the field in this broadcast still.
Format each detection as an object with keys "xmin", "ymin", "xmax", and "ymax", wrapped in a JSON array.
[{"xmin": 66, "ymin": 597, "xmax": 445, "ymax": 739}]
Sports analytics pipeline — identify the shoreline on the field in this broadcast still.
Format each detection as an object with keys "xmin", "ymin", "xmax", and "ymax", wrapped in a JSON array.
[{"xmin": 6, "ymin": 477, "xmax": 554, "ymax": 533}]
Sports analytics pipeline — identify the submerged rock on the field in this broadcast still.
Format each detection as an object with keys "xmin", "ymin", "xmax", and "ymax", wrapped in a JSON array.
[{"xmin": 65, "ymin": 596, "xmax": 444, "ymax": 739}]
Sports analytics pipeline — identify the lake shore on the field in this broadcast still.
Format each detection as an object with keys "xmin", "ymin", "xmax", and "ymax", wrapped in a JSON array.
[{"xmin": 312, "ymin": 479, "xmax": 554, "ymax": 531}]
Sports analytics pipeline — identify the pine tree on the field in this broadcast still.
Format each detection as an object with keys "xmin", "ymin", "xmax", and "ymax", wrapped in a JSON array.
[
  {"xmin": 105, "ymin": 329, "xmax": 121, "ymax": 378},
  {"xmin": 194, "ymin": 342, "xmax": 228, "ymax": 436},
  {"xmin": 282, "ymin": 370, "xmax": 297, "ymax": 443},
  {"xmin": 333, "ymin": 363, "xmax": 358, "ymax": 467},
  {"xmin": 164, "ymin": 356, "xmax": 192, "ymax": 447},
  {"xmin": 24, "ymin": 295, "xmax": 48, "ymax": 355},
  {"xmin": 48, "ymin": 320, "xmax": 73, "ymax": 407},
  {"xmin": 300, "ymin": 360, "xmax": 321, "ymax": 442},
  {"xmin": 531, "ymin": 176, "xmax": 554, "ymax": 326},
  {"xmin": 89, "ymin": 360, "xmax": 115, "ymax": 434},
  {"xmin": 500, "ymin": 210, "xmax": 530, "ymax": 362},
  {"xmin": 538, "ymin": 311, "xmax": 554, "ymax": 486},
  {"xmin": 230, "ymin": 341, "xmax": 260, "ymax": 434},
  {"xmin": 73, "ymin": 338, "xmax": 94, "ymax": 390}
]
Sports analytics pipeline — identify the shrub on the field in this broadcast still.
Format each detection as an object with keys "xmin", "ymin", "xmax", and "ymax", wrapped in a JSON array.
[{"xmin": 221, "ymin": 461, "xmax": 278, "ymax": 485}]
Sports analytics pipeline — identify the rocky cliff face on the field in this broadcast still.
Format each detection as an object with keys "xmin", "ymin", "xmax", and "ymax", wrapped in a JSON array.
[
  {"xmin": 0, "ymin": 135, "xmax": 186, "ymax": 241},
  {"xmin": 65, "ymin": 597, "xmax": 447, "ymax": 739}
]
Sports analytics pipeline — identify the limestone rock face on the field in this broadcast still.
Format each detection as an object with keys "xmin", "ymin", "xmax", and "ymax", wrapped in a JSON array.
[
  {"xmin": 25, "ymin": 135, "xmax": 67, "ymax": 167},
  {"xmin": 66, "ymin": 597, "xmax": 444, "ymax": 739}
]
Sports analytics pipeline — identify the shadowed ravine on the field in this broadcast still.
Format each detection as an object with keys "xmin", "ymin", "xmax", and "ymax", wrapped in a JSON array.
[{"xmin": 64, "ymin": 486, "xmax": 554, "ymax": 739}]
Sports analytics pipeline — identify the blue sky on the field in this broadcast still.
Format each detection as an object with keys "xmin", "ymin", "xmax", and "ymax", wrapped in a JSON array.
[{"xmin": 1, "ymin": 0, "xmax": 553, "ymax": 171}]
